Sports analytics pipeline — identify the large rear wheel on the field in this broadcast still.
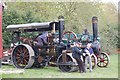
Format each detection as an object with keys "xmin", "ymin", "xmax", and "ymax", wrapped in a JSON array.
[{"xmin": 11, "ymin": 44, "xmax": 35, "ymax": 69}]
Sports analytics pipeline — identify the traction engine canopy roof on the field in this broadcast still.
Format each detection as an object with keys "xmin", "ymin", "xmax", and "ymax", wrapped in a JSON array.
[{"xmin": 6, "ymin": 21, "xmax": 59, "ymax": 32}]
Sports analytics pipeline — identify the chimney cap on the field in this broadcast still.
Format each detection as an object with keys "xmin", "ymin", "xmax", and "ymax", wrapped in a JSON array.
[
  {"xmin": 92, "ymin": 16, "xmax": 98, "ymax": 23},
  {"xmin": 58, "ymin": 15, "xmax": 64, "ymax": 19}
]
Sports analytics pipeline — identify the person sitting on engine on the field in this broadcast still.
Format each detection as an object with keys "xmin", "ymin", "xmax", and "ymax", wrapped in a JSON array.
[
  {"xmin": 81, "ymin": 29, "xmax": 90, "ymax": 45},
  {"xmin": 92, "ymin": 38, "xmax": 100, "ymax": 54},
  {"xmin": 33, "ymin": 32, "xmax": 49, "ymax": 57},
  {"xmin": 84, "ymin": 43, "xmax": 93, "ymax": 72},
  {"xmin": 72, "ymin": 42, "xmax": 85, "ymax": 73},
  {"xmin": 82, "ymin": 29, "xmax": 89, "ymax": 35},
  {"xmin": 34, "ymin": 32, "xmax": 49, "ymax": 46}
]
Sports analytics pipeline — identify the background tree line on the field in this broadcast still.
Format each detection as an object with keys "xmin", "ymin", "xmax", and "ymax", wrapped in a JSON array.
[{"xmin": 2, "ymin": 2, "xmax": 118, "ymax": 54}]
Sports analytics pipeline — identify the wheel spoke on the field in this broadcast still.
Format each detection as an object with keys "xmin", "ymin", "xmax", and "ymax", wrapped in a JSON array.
[
  {"xmin": 68, "ymin": 33, "xmax": 70, "ymax": 40},
  {"xmin": 19, "ymin": 46, "xmax": 23, "ymax": 53},
  {"xmin": 16, "ymin": 58, "xmax": 21, "ymax": 64},
  {"xmin": 23, "ymin": 47, "xmax": 28, "ymax": 54},
  {"xmin": 103, "ymin": 61, "xmax": 107, "ymax": 65},
  {"xmin": 16, "ymin": 53, "xmax": 20, "ymax": 57},
  {"xmin": 17, "ymin": 49, "xmax": 21, "ymax": 54},
  {"xmin": 104, "ymin": 56, "xmax": 107, "ymax": 58},
  {"xmin": 24, "ymin": 53, "xmax": 29, "ymax": 58},
  {"xmin": 103, "ymin": 61, "xmax": 104, "ymax": 66},
  {"xmin": 24, "ymin": 58, "xmax": 27, "ymax": 64},
  {"xmin": 21, "ymin": 59, "xmax": 24, "ymax": 65},
  {"xmin": 104, "ymin": 59, "xmax": 108, "ymax": 61},
  {"xmin": 22, "ymin": 59, "xmax": 26, "ymax": 65},
  {"xmin": 16, "ymin": 56, "xmax": 20, "ymax": 60},
  {"xmin": 25, "ymin": 57, "xmax": 29, "ymax": 60},
  {"xmin": 20, "ymin": 60, "xmax": 23, "ymax": 65},
  {"xmin": 97, "ymin": 58, "xmax": 100, "ymax": 62}
]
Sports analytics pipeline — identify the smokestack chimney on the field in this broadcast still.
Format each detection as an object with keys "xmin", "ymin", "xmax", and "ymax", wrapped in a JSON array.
[
  {"xmin": 92, "ymin": 16, "xmax": 98, "ymax": 41},
  {"xmin": 58, "ymin": 16, "xmax": 64, "ymax": 44}
]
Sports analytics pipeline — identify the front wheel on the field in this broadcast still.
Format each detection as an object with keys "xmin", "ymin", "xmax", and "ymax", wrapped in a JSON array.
[
  {"xmin": 57, "ymin": 53, "xmax": 78, "ymax": 72},
  {"xmin": 97, "ymin": 52, "xmax": 110, "ymax": 67}
]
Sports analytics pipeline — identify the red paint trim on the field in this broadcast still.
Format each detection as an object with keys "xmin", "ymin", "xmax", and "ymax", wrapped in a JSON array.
[
  {"xmin": 0, "ymin": 3, "xmax": 2, "ymax": 58},
  {"xmin": 63, "ymin": 31, "xmax": 77, "ymax": 39}
]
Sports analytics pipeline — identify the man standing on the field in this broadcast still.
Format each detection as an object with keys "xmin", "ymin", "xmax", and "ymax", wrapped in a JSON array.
[
  {"xmin": 72, "ymin": 42, "xmax": 85, "ymax": 73},
  {"xmin": 84, "ymin": 43, "xmax": 93, "ymax": 72}
]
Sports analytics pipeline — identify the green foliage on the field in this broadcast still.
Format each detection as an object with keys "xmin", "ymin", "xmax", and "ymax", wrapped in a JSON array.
[
  {"xmin": 2, "ymin": 9, "xmax": 41, "ymax": 48},
  {"xmin": 21, "ymin": 11, "xmax": 41, "ymax": 23},
  {"xmin": 2, "ymin": 10, "xmax": 23, "ymax": 48},
  {"xmin": 2, "ymin": 2, "xmax": 118, "ymax": 53},
  {"xmin": 100, "ymin": 25, "xmax": 118, "ymax": 52}
]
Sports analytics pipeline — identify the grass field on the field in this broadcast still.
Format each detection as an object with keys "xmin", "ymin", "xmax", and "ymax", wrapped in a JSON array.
[{"xmin": 1, "ymin": 54, "xmax": 118, "ymax": 78}]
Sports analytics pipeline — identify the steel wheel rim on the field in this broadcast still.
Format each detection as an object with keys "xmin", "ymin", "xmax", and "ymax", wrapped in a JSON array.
[
  {"xmin": 97, "ymin": 52, "xmax": 110, "ymax": 67},
  {"xmin": 91, "ymin": 54, "xmax": 97, "ymax": 69},
  {"xmin": 13, "ymin": 45, "xmax": 29, "ymax": 68},
  {"xmin": 12, "ymin": 44, "xmax": 34, "ymax": 69},
  {"xmin": 58, "ymin": 55, "xmax": 72, "ymax": 72},
  {"xmin": 57, "ymin": 54, "xmax": 77, "ymax": 72}
]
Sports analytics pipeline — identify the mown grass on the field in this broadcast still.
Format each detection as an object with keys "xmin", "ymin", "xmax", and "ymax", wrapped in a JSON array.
[{"xmin": 1, "ymin": 54, "xmax": 118, "ymax": 78}]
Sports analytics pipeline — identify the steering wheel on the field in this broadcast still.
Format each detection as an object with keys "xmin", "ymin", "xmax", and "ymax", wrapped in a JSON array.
[{"xmin": 63, "ymin": 31, "xmax": 78, "ymax": 43}]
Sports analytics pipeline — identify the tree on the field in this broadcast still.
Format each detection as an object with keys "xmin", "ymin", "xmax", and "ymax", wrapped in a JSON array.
[
  {"xmin": 2, "ymin": 9, "xmax": 41, "ymax": 48},
  {"xmin": 3, "ymin": 2, "xmax": 118, "ymax": 53}
]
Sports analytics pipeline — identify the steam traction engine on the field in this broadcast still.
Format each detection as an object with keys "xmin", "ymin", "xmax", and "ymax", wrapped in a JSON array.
[
  {"xmin": 2, "ymin": 16, "xmax": 110, "ymax": 72},
  {"xmin": 57, "ymin": 16, "xmax": 110, "ymax": 72},
  {"xmin": 5, "ymin": 16, "xmax": 65, "ymax": 68}
]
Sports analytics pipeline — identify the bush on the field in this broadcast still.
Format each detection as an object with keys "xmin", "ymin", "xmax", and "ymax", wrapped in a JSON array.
[{"xmin": 2, "ymin": 10, "xmax": 41, "ymax": 48}]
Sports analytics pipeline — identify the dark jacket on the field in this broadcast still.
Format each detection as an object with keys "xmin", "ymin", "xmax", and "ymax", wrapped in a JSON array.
[{"xmin": 72, "ymin": 46, "xmax": 83, "ymax": 59}]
